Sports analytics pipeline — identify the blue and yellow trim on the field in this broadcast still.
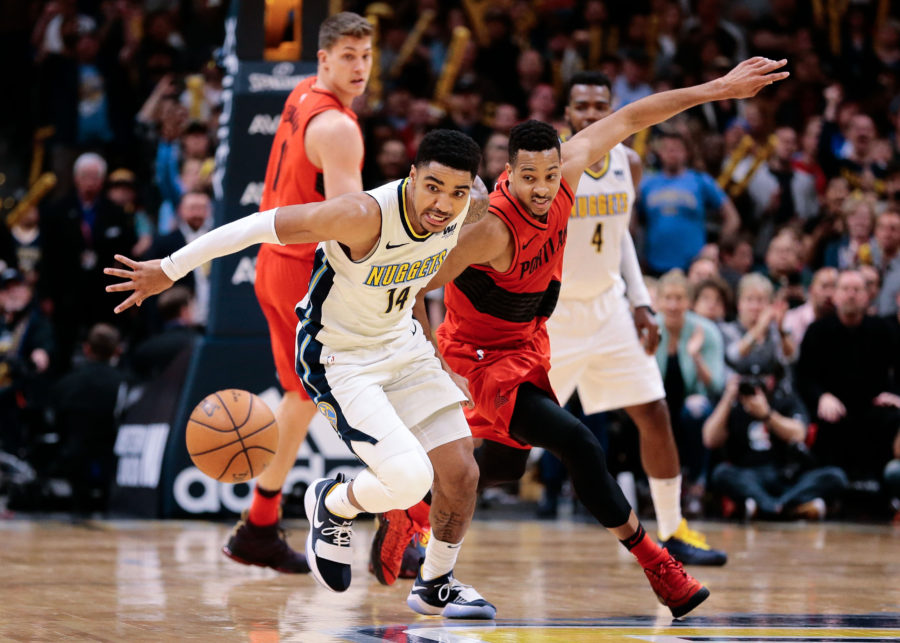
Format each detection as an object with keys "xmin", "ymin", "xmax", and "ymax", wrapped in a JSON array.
[
  {"xmin": 584, "ymin": 152, "xmax": 610, "ymax": 179},
  {"xmin": 397, "ymin": 177, "xmax": 432, "ymax": 242}
]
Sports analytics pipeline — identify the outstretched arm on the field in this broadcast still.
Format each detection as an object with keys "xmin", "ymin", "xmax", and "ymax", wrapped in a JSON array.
[
  {"xmin": 105, "ymin": 193, "xmax": 380, "ymax": 313},
  {"xmin": 423, "ymin": 213, "xmax": 512, "ymax": 292},
  {"xmin": 560, "ymin": 57, "xmax": 789, "ymax": 187}
]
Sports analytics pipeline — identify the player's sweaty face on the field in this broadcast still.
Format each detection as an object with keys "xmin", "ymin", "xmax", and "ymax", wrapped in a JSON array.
[
  {"xmin": 508, "ymin": 148, "xmax": 561, "ymax": 218},
  {"xmin": 320, "ymin": 36, "xmax": 373, "ymax": 98},
  {"xmin": 409, "ymin": 162, "xmax": 473, "ymax": 234},
  {"xmin": 566, "ymin": 84, "xmax": 612, "ymax": 134}
]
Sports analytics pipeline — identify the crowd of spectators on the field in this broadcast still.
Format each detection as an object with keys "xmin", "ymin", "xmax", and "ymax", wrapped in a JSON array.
[{"xmin": 1, "ymin": 0, "xmax": 899, "ymax": 521}]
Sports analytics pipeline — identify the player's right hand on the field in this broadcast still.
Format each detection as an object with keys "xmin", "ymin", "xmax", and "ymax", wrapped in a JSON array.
[
  {"xmin": 104, "ymin": 254, "xmax": 174, "ymax": 313},
  {"xmin": 449, "ymin": 371, "xmax": 475, "ymax": 409}
]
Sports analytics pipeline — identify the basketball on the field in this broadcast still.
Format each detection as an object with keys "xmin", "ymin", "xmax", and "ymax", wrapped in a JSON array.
[{"xmin": 186, "ymin": 389, "xmax": 278, "ymax": 483}]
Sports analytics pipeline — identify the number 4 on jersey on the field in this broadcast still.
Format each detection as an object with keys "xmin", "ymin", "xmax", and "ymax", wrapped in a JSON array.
[
  {"xmin": 385, "ymin": 286, "xmax": 411, "ymax": 313},
  {"xmin": 591, "ymin": 222, "xmax": 603, "ymax": 253}
]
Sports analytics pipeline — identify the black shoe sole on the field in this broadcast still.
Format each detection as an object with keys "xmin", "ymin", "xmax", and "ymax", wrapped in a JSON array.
[
  {"xmin": 222, "ymin": 545, "xmax": 310, "ymax": 574},
  {"xmin": 669, "ymin": 585, "xmax": 710, "ymax": 619}
]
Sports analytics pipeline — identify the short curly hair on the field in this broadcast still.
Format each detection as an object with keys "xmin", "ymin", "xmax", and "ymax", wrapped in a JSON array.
[
  {"xmin": 508, "ymin": 119, "xmax": 560, "ymax": 165},
  {"xmin": 414, "ymin": 129, "xmax": 482, "ymax": 178}
]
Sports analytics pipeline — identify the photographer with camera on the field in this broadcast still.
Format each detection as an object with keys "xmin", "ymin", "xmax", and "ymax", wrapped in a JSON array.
[{"xmin": 703, "ymin": 374, "xmax": 848, "ymax": 520}]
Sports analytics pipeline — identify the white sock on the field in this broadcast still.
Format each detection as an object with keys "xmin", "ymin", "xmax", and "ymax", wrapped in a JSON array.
[
  {"xmin": 324, "ymin": 482, "xmax": 360, "ymax": 520},
  {"xmin": 421, "ymin": 534, "xmax": 462, "ymax": 581},
  {"xmin": 649, "ymin": 475, "xmax": 683, "ymax": 540}
]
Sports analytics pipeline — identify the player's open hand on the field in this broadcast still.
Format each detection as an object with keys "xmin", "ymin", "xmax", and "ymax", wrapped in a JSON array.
[
  {"xmin": 104, "ymin": 254, "xmax": 174, "ymax": 313},
  {"xmin": 718, "ymin": 57, "xmax": 789, "ymax": 99}
]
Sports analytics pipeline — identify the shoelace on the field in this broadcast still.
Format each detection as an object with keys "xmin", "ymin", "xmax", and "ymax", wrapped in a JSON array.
[
  {"xmin": 322, "ymin": 519, "xmax": 354, "ymax": 546},
  {"xmin": 653, "ymin": 557, "xmax": 693, "ymax": 598},
  {"xmin": 435, "ymin": 577, "xmax": 480, "ymax": 603}
]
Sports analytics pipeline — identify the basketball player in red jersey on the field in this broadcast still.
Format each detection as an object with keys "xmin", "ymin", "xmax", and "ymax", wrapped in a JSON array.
[
  {"xmin": 416, "ymin": 58, "xmax": 789, "ymax": 616},
  {"xmin": 223, "ymin": 12, "xmax": 374, "ymax": 573}
]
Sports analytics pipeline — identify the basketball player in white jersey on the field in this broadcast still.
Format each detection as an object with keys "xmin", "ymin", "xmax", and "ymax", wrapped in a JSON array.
[
  {"xmin": 105, "ymin": 130, "xmax": 497, "ymax": 618},
  {"xmin": 548, "ymin": 71, "xmax": 727, "ymax": 566}
]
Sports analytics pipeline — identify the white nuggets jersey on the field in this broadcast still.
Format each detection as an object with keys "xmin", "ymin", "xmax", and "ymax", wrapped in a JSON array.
[
  {"xmin": 298, "ymin": 177, "xmax": 468, "ymax": 350},
  {"xmin": 560, "ymin": 143, "xmax": 635, "ymax": 300}
]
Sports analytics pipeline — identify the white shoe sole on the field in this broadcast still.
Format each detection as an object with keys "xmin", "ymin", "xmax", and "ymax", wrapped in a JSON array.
[{"xmin": 406, "ymin": 591, "xmax": 497, "ymax": 619}]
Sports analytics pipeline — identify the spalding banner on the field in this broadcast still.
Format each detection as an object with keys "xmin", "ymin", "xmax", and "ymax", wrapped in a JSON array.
[{"xmin": 207, "ymin": 58, "xmax": 315, "ymax": 338}]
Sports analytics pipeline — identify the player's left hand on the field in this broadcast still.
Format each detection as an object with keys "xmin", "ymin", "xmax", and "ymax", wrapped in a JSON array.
[
  {"xmin": 718, "ymin": 57, "xmax": 789, "ymax": 99},
  {"xmin": 633, "ymin": 306, "xmax": 660, "ymax": 355},
  {"xmin": 104, "ymin": 254, "xmax": 174, "ymax": 313}
]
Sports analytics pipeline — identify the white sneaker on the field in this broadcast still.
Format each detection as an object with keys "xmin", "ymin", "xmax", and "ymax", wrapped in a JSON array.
[
  {"xmin": 304, "ymin": 475, "xmax": 354, "ymax": 592},
  {"xmin": 407, "ymin": 568, "xmax": 496, "ymax": 619}
]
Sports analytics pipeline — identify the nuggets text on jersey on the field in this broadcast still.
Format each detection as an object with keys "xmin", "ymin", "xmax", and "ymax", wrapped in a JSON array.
[
  {"xmin": 571, "ymin": 192, "xmax": 629, "ymax": 218},
  {"xmin": 364, "ymin": 249, "xmax": 449, "ymax": 287}
]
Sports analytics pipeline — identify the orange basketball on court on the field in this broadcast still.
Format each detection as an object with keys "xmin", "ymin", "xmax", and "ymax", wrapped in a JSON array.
[{"xmin": 186, "ymin": 389, "xmax": 278, "ymax": 483}]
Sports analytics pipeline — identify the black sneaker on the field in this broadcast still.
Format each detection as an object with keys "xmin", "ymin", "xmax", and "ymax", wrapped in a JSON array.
[
  {"xmin": 660, "ymin": 519, "xmax": 727, "ymax": 567},
  {"xmin": 304, "ymin": 475, "xmax": 354, "ymax": 592},
  {"xmin": 407, "ymin": 568, "xmax": 496, "ymax": 619},
  {"xmin": 223, "ymin": 511, "xmax": 310, "ymax": 573}
]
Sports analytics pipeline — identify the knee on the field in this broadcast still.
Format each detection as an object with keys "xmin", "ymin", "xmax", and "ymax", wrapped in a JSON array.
[
  {"xmin": 822, "ymin": 466, "xmax": 849, "ymax": 489},
  {"xmin": 379, "ymin": 451, "xmax": 434, "ymax": 509},
  {"xmin": 885, "ymin": 459, "xmax": 900, "ymax": 480},
  {"xmin": 630, "ymin": 399, "xmax": 670, "ymax": 434},
  {"xmin": 438, "ymin": 451, "xmax": 480, "ymax": 499}
]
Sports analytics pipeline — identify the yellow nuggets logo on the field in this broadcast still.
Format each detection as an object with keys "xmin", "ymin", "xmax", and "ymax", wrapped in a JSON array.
[
  {"xmin": 571, "ymin": 192, "xmax": 629, "ymax": 218},
  {"xmin": 364, "ymin": 249, "xmax": 448, "ymax": 287}
]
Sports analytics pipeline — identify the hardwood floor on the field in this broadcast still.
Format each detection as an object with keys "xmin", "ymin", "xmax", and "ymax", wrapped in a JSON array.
[{"xmin": 0, "ymin": 517, "xmax": 898, "ymax": 641}]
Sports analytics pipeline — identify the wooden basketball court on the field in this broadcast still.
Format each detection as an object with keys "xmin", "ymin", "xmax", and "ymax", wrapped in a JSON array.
[{"xmin": 1, "ymin": 517, "xmax": 898, "ymax": 641}]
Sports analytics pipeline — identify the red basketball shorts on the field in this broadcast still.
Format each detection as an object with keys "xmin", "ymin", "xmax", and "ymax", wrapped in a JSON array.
[
  {"xmin": 254, "ymin": 246, "xmax": 314, "ymax": 398},
  {"xmin": 436, "ymin": 327, "xmax": 556, "ymax": 449}
]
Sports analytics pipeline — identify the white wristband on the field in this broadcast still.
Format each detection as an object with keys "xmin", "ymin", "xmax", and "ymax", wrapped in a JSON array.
[{"xmin": 159, "ymin": 208, "xmax": 282, "ymax": 282}]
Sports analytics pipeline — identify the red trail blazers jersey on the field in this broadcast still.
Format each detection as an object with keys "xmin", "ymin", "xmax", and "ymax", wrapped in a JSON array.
[
  {"xmin": 441, "ymin": 175, "xmax": 574, "ymax": 348},
  {"xmin": 258, "ymin": 75, "xmax": 361, "ymax": 262}
]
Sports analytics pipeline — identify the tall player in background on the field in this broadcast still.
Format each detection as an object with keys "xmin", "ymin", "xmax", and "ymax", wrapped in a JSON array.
[
  {"xmin": 222, "ymin": 12, "xmax": 374, "ymax": 573},
  {"xmin": 547, "ymin": 71, "xmax": 727, "ymax": 566}
]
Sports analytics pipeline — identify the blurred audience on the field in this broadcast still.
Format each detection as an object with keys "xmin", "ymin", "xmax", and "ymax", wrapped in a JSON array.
[{"xmin": 797, "ymin": 271, "xmax": 900, "ymax": 492}]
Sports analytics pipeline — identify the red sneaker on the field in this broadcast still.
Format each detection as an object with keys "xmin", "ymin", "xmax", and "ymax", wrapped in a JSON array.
[
  {"xmin": 398, "ymin": 528, "xmax": 429, "ymax": 579},
  {"xmin": 369, "ymin": 509, "xmax": 419, "ymax": 585},
  {"xmin": 643, "ymin": 551, "xmax": 710, "ymax": 618}
]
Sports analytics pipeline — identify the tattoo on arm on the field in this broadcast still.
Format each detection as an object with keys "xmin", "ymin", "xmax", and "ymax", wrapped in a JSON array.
[{"xmin": 464, "ymin": 175, "xmax": 489, "ymax": 225}]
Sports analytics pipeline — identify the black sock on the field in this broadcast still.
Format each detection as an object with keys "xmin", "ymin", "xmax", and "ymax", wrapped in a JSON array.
[
  {"xmin": 256, "ymin": 486, "xmax": 281, "ymax": 498},
  {"xmin": 620, "ymin": 524, "xmax": 646, "ymax": 551}
]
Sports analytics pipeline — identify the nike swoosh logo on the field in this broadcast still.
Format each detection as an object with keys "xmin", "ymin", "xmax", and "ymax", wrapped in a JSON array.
[
  {"xmin": 386, "ymin": 241, "xmax": 409, "ymax": 249},
  {"xmin": 313, "ymin": 497, "xmax": 325, "ymax": 528},
  {"xmin": 521, "ymin": 235, "xmax": 538, "ymax": 250}
]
